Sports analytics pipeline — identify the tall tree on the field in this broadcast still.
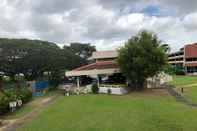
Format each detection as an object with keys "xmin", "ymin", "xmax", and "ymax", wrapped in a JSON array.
[
  {"xmin": 0, "ymin": 75, "xmax": 3, "ymax": 93},
  {"xmin": 63, "ymin": 43, "xmax": 96, "ymax": 66},
  {"xmin": 0, "ymin": 38, "xmax": 62, "ymax": 80},
  {"xmin": 117, "ymin": 30, "xmax": 167, "ymax": 90}
]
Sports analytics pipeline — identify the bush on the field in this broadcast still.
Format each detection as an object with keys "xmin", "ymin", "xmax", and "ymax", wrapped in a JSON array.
[
  {"xmin": 17, "ymin": 89, "xmax": 32, "ymax": 103},
  {"xmin": 0, "ymin": 93, "xmax": 9, "ymax": 115},
  {"xmin": 0, "ymin": 87, "xmax": 32, "ymax": 115},
  {"xmin": 91, "ymin": 83, "xmax": 99, "ymax": 94},
  {"xmin": 164, "ymin": 65, "xmax": 186, "ymax": 75}
]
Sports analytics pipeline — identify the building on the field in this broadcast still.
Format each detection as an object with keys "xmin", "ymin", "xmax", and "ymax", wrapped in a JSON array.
[
  {"xmin": 66, "ymin": 51, "xmax": 121, "ymax": 88},
  {"xmin": 66, "ymin": 50, "xmax": 172, "ymax": 92},
  {"xmin": 168, "ymin": 43, "xmax": 197, "ymax": 74},
  {"xmin": 66, "ymin": 51, "xmax": 132, "ymax": 95}
]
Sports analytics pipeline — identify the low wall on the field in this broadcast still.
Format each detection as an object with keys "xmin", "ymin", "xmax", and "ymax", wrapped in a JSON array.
[{"xmin": 99, "ymin": 87, "xmax": 128, "ymax": 95}]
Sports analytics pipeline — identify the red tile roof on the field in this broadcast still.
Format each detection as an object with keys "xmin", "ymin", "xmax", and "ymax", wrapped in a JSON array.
[
  {"xmin": 73, "ymin": 60, "xmax": 119, "ymax": 71},
  {"xmin": 185, "ymin": 43, "xmax": 197, "ymax": 58}
]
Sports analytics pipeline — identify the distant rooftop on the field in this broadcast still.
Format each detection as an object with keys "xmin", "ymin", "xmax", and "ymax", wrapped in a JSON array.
[{"xmin": 89, "ymin": 51, "xmax": 118, "ymax": 60}]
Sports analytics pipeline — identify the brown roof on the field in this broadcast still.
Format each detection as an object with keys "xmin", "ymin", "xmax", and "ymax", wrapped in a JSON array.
[
  {"xmin": 185, "ymin": 43, "xmax": 197, "ymax": 58},
  {"xmin": 73, "ymin": 60, "xmax": 119, "ymax": 71}
]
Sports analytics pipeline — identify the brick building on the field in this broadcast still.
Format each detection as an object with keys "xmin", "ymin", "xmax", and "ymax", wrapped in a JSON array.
[{"xmin": 168, "ymin": 43, "xmax": 197, "ymax": 74}]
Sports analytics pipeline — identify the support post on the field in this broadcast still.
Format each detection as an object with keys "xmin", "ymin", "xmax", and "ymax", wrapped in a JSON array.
[
  {"xmin": 77, "ymin": 76, "xmax": 80, "ymax": 95},
  {"xmin": 97, "ymin": 75, "xmax": 100, "ymax": 88}
]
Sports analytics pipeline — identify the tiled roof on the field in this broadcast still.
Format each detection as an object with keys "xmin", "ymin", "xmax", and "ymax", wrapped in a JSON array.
[
  {"xmin": 89, "ymin": 51, "xmax": 118, "ymax": 59},
  {"xmin": 73, "ymin": 60, "xmax": 119, "ymax": 71},
  {"xmin": 185, "ymin": 43, "xmax": 197, "ymax": 58}
]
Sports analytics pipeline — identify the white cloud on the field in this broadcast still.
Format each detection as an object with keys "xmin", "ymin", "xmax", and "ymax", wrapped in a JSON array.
[{"xmin": 0, "ymin": 0, "xmax": 197, "ymax": 52}]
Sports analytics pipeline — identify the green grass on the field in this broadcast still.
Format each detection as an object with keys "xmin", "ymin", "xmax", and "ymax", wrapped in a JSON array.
[
  {"xmin": 169, "ymin": 75, "xmax": 197, "ymax": 87},
  {"xmin": 169, "ymin": 75, "xmax": 197, "ymax": 103},
  {"xmin": 18, "ymin": 93, "xmax": 197, "ymax": 131},
  {"xmin": 182, "ymin": 86, "xmax": 197, "ymax": 103}
]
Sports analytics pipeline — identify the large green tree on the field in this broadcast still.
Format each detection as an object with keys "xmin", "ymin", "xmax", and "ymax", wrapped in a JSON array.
[
  {"xmin": 0, "ymin": 39, "xmax": 96, "ymax": 85},
  {"xmin": 63, "ymin": 43, "xmax": 96, "ymax": 67},
  {"xmin": 0, "ymin": 38, "xmax": 62, "ymax": 81},
  {"xmin": 117, "ymin": 30, "xmax": 167, "ymax": 90}
]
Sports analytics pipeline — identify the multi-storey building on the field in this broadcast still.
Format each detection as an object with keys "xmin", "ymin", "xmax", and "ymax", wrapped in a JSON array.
[{"xmin": 168, "ymin": 43, "xmax": 197, "ymax": 74}]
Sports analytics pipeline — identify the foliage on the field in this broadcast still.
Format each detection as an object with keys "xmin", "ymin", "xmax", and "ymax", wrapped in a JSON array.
[
  {"xmin": 0, "ymin": 93, "xmax": 9, "ymax": 114},
  {"xmin": 0, "ymin": 39, "xmax": 96, "ymax": 86},
  {"xmin": 164, "ymin": 65, "xmax": 185, "ymax": 75},
  {"xmin": 117, "ymin": 30, "xmax": 167, "ymax": 90},
  {"xmin": 48, "ymin": 70, "xmax": 63, "ymax": 90},
  {"xmin": 17, "ymin": 88, "xmax": 32, "ymax": 103},
  {"xmin": 91, "ymin": 83, "xmax": 99, "ymax": 94},
  {"xmin": 0, "ymin": 75, "xmax": 3, "ymax": 92},
  {"xmin": 63, "ymin": 43, "xmax": 96, "ymax": 68},
  {"xmin": 173, "ymin": 66, "xmax": 185, "ymax": 75},
  {"xmin": 160, "ymin": 43, "xmax": 171, "ymax": 53},
  {"xmin": 0, "ymin": 87, "xmax": 32, "ymax": 115}
]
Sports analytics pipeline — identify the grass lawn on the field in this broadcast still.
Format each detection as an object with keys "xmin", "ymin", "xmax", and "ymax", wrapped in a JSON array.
[
  {"xmin": 169, "ymin": 75, "xmax": 197, "ymax": 87},
  {"xmin": 168, "ymin": 75, "xmax": 197, "ymax": 103},
  {"xmin": 17, "ymin": 90, "xmax": 197, "ymax": 131}
]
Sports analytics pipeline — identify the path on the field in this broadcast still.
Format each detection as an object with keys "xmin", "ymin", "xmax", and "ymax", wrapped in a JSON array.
[{"xmin": 0, "ymin": 94, "xmax": 59, "ymax": 131}]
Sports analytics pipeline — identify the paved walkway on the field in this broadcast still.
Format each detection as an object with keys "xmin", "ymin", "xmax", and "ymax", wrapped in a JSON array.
[{"xmin": 0, "ymin": 94, "xmax": 59, "ymax": 131}]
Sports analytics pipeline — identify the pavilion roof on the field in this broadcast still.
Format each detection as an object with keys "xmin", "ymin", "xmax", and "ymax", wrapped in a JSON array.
[{"xmin": 73, "ymin": 60, "xmax": 119, "ymax": 71}]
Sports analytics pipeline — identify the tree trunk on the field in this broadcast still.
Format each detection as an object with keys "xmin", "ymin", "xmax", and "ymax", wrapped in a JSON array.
[
  {"xmin": 0, "ymin": 76, "xmax": 3, "ymax": 93},
  {"xmin": 15, "ymin": 79, "xmax": 21, "ymax": 94}
]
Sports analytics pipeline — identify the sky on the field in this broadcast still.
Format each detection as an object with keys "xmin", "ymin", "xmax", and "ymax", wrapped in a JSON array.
[{"xmin": 0, "ymin": 0, "xmax": 197, "ymax": 52}]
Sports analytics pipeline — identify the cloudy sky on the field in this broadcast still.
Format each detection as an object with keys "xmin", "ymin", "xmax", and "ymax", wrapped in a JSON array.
[{"xmin": 1, "ymin": 0, "xmax": 197, "ymax": 51}]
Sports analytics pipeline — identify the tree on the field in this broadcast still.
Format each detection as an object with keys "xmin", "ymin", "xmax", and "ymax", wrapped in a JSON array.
[
  {"xmin": 117, "ymin": 30, "xmax": 167, "ymax": 90},
  {"xmin": 160, "ymin": 44, "xmax": 171, "ymax": 54},
  {"xmin": 0, "ymin": 75, "xmax": 3, "ymax": 93},
  {"xmin": 63, "ymin": 43, "xmax": 96, "ymax": 66},
  {"xmin": 0, "ymin": 38, "xmax": 65, "ymax": 81}
]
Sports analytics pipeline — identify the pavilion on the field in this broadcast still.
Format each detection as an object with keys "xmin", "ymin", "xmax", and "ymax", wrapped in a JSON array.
[{"xmin": 65, "ymin": 51, "xmax": 122, "ymax": 88}]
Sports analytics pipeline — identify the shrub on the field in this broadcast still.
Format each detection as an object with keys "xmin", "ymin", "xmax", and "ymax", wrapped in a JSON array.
[
  {"xmin": 0, "ymin": 87, "xmax": 32, "ymax": 115},
  {"xmin": 0, "ymin": 93, "xmax": 9, "ymax": 115},
  {"xmin": 91, "ymin": 83, "xmax": 99, "ymax": 94},
  {"xmin": 17, "ymin": 89, "xmax": 32, "ymax": 103}
]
